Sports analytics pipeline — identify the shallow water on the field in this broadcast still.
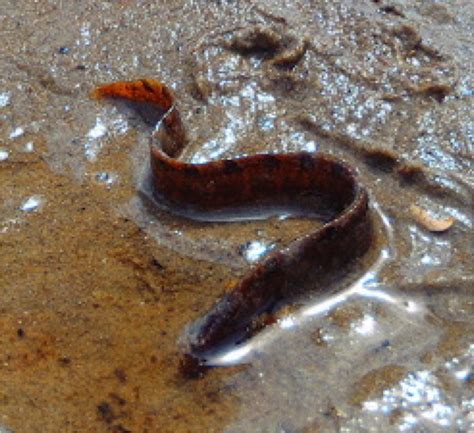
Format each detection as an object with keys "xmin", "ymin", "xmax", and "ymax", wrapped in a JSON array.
[{"xmin": 1, "ymin": 1, "xmax": 473, "ymax": 432}]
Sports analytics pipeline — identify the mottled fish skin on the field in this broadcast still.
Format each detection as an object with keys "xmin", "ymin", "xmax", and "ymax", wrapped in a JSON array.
[{"xmin": 93, "ymin": 79, "xmax": 373, "ymax": 368}]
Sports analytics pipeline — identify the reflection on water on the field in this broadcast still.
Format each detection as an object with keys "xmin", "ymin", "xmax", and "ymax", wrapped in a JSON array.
[
  {"xmin": 0, "ymin": 91, "xmax": 10, "ymax": 108},
  {"xmin": 84, "ymin": 118, "xmax": 107, "ymax": 161},
  {"xmin": 0, "ymin": 149, "xmax": 9, "ymax": 161},
  {"xmin": 20, "ymin": 195, "xmax": 44, "ymax": 213},
  {"xmin": 241, "ymin": 240, "xmax": 275, "ymax": 263},
  {"xmin": 408, "ymin": 225, "xmax": 451, "ymax": 270},
  {"xmin": 8, "ymin": 126, "xmax": 24, "ymax": 139},
  {"xmin": 94, "ymin": 171, "xmax": 117, "ymax": 187},
  {"xmin": 23, "ymin": 141, "xmax": 34, "ymax": 153},
  {"xmin": 190, "ymin": 81, "xmax": 278, "ymax": 163},
  {"xmin": 83, "ymin": 108, "xmax": 130, "ymax": 162},
  {"xmin": 362, "ymin": 353, "xmax": 474, "ymax": 433}
]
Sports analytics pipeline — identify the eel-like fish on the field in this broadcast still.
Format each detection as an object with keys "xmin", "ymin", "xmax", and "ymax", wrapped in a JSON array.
[{"xmin": 93, "ymin": 79, "xmax": 373, "ymax": 374}]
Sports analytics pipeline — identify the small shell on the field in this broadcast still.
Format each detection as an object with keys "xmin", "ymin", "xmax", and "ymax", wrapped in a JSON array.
[{"xmin": 410, "ymin": 204, "xmax": 455, "ymax": 232}]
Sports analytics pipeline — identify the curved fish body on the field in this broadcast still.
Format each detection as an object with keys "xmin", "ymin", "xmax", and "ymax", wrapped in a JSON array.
[{"xmin": 93, "ymin": 79, "xmax": 373, "ymax": 366}]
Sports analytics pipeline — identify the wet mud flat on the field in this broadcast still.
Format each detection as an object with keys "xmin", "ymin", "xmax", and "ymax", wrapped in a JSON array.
[{"xmin": 0, "ymin": 1, "xmax": 473, "ymax": 433}]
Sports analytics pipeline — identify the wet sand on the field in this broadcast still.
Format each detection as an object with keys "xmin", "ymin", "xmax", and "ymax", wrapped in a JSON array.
[{"xmin": 1, "ymin": 1, "xmax": 473, "ymax": 432}]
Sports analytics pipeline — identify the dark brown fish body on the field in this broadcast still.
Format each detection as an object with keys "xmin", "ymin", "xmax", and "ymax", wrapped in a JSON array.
[{"xmin": 93, "ymin": 79, "xmax": 372, "ymax": 366}]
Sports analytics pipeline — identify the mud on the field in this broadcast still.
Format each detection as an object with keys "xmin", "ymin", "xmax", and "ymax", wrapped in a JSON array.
[{"xmin": 0, "ymin": 1, "xmax": 472, "ymax": 432}]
